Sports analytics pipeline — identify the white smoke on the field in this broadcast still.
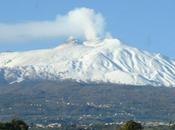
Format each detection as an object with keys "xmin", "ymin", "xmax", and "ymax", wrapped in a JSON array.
[{"xmin": 0, "ymin": 8, "xmax": 105, "ymax": 43}]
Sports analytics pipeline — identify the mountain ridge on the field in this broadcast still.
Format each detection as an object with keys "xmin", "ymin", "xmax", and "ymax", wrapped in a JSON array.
[{"xmin": 0, "ymin": 38, "xmax": 175, "ymax": 87}]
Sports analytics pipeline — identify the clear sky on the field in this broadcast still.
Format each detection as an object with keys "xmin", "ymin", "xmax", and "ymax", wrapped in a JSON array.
[{"xmin": 0, "ymin": 0, "xmax": 175, "ymax": 58}]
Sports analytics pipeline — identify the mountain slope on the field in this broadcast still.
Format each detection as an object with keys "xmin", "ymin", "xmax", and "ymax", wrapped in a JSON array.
[{"xmin": 0, "ymin": 38, "xmax": 175, "ymax": 87}]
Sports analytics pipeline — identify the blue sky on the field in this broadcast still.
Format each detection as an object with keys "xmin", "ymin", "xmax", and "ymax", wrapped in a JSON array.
[{"xmin": 0, "ymin": 0, "xmax": 175, "ymax": 58}]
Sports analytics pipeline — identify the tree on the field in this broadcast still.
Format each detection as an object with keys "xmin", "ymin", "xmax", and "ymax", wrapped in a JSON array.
[
  {"xmin": 11, "ymin": 119, "xmax": 28, "ymax": 130},
  {"xmin": 119, "ymin": 120, "xmax": 143, "ymax": 130},
  {"xmin": 0, "ymin": 119, "xmax": 28, "ymax": 130}
]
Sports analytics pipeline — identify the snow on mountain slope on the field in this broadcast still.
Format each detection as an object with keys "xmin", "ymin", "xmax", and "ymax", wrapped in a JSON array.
[{"xmin": 0, "ymin": 38, "xmax": 175, "ymax": 87}]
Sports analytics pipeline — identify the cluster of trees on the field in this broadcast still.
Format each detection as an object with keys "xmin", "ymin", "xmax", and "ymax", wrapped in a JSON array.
[
  {"xmin": 0, "ymin": 119, "xmax": 28, "ymax": 130},
  {"xmin": 119, "ymin": 120, "xmax": 143, "ymax": 130}
]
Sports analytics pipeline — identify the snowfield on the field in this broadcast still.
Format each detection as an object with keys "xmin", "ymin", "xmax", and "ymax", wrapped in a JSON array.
[{"xmin": 0, "ymin": 38, "xmax": 175, "ymax": 87}]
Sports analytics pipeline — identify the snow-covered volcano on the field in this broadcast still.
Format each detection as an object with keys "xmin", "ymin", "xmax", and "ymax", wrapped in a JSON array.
[{"xmin": 1, "ymin": 38, "xmax": 175, "ymax": 87}]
